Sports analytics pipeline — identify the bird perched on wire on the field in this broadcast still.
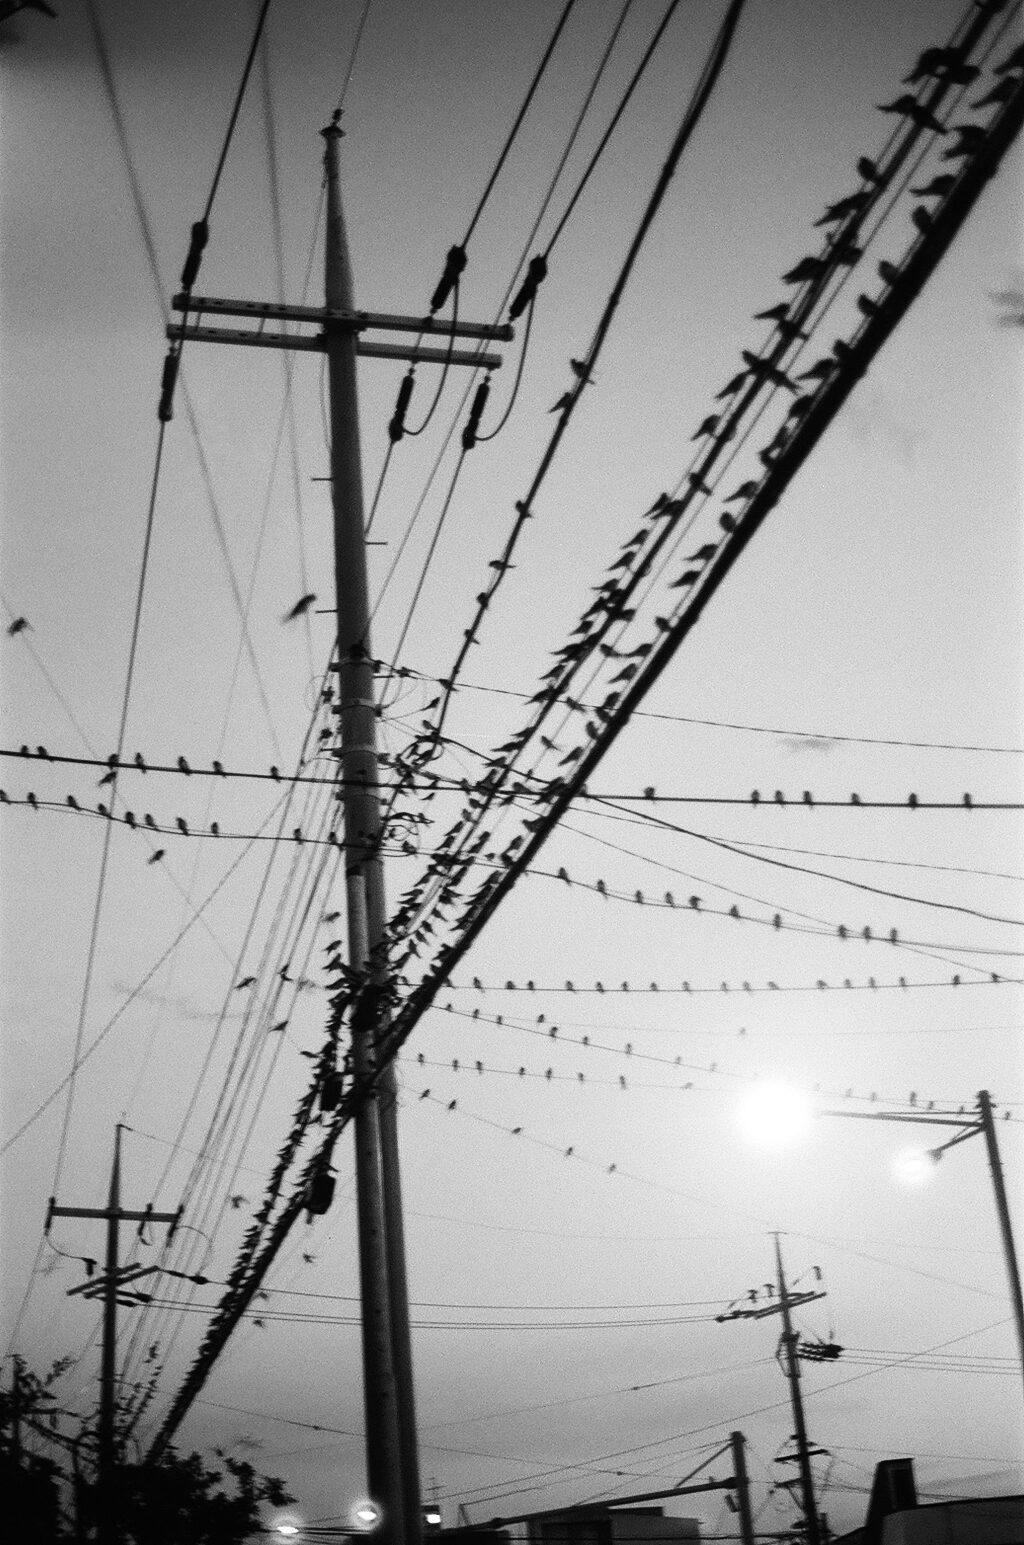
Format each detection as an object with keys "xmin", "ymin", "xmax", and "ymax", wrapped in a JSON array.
[
  {"xmin": 814, "ymin": 191, "xmax": 868, "ymax": 227},
  {"xmin": 6, "ymin": 616, "xmax": 30, "ymax": 636},
  {"xmin": 903, "ymin": 46, "xmax": 977, "ymax": 85},
  {"xmin": 715, "ymin": 369, "xmax": 750, "ymax": 399},
  {"xmin": 941, "ymin": 123, "xmax": 986, "ymax": 158},
  {"xmin": 741, "ymin": 350, "xmax": 798, "ymax": 392},
  {"xmin": 549, "ymin": 391, "xmax": 574, "ymax": 414},
  {"xmin": 876, "ymin": 95, "xmax": 947, "ymax": 134},
  {"xmin": 911, "ymin": 172, "xmax": 955, "ymax": 197},
  {"xmin": 692, "ymin": 413, "xmax": 720, "ymax": 440},
  {"xmin": 781, "ymin": 255, "xmax": 826, "ymax": 286},
  {"xmin": 569, "ymin": 357, "xmax": 596, "ymax": 384},
  {"xmin": 995, "ymin": 41, "xmax": 1024, "ymax": 75},
  {"xmin": 973, "ymin": 76, "xmax": 1019, "ymax": 110},
  {"xmin": 282, "ymin": 593, "xmax": 317, "ymax": 623}
]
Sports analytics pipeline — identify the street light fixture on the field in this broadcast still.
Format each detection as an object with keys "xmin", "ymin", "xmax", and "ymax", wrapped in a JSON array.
[
  {"xmin": 738, "ymin": 1086, "xmax": 1024, "ymax": 1400},
  {"xmin": 352, "ymin": 1501, "xmax": 383, "ymax": 1532}
]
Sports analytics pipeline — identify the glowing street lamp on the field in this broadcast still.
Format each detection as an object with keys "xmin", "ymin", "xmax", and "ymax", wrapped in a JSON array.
[
  {"xmin": 352, "ymin": 1501, "xmax": 383, "ymax": 1532},
  {"xmin": 738, "ymin": 1086, "xmax": 1024, "ymax": 1400}
]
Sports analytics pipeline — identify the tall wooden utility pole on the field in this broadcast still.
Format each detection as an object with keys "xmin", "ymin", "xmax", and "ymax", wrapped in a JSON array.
[
  {"xmin": 716, "ymin": 1237, "xmax": 828, "ymax": 1545},
  {"xmin": 167, "ymin": 113, "xmax": 510, "ymax": 1545},
  {"xmin": 772, "ymin": 1235, "xmax": 823, "ymax": 1545},
  {"xmin": 47, "ymin": 1124, "xmax": 178, "ymax": 1545}
]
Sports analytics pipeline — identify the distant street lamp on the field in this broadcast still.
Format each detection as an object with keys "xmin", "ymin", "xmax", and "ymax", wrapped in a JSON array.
[
  {"xmin": 352, "ymin": 1501, "xmax": 383, "ymax": 1531},
  {"xmin": 738, "ymin": 1086, "xmax": 1024, "ymax": 1400}
]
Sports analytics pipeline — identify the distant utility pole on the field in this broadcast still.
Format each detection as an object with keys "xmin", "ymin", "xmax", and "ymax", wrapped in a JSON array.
[
  {"xmin": 729, "ymin": 1430, "xmax": 756, "ymax": 1545},
  {"xmin": 166, "ymin": 113, "xmax": 511, "ymax": 1545},
  {"xmin": 46, "ymin": 1124, "xmax": 178, "ymax": 1545},
  {"xmin": 717, "ymin": 1236, "xmax": 829, "ymax": 1545},
  {"xmin": 824, "ymin": 1088, "xmax": 1024, "ymax": 1402}
]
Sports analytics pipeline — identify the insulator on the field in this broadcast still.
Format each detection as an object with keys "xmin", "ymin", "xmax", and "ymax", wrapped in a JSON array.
[
  {"xmin": 306, "ymin": 1170, "xmax": 336, "ymax": 1216},
  {"xmin": 429, "ymin": 244, "xmax": 467, "ymax": 313},
  {"xmin": 179, "ymin": 219, "xmax": 209, "ymax": 292},
  {"xmin": 388, "ymin": 371, "xmax": 415, "ymax": 443},
  {"xmin": 461, "ymin": 378, "xmax": 491, "ymax": 451},
  {"xmin": 509, "ymin": 253, "xmax": 548, "ymax": 319},
  {"xmin": 157, "ymin": 350, "xmax": 180, "ymax": 422}
]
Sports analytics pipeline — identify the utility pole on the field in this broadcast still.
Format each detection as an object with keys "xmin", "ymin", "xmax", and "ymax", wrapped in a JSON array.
[
  {"xmin": 716, "ymin": 1238, "xmax": 828, "ymax": 1545},
  {"xmin": 729, "ymin": 1431, "xmax": 756, "ymax": 1545},
  {"xmin": 46, "ymin": 1124, "xmax": 178, "ymax": 1545},
  {"xmin": 822, "ymin": 1088, "xmax": 1024, "ymax": 1402},
  {"xmin": 166, "ymin": 114, "xmax": 510, "ymax": 1545},
  {"xmin": 977, "ymin": 1090, "xmax": 1024, "ymax": 1396},
  {"xmin": 773, "ymin": 1235, "xmax": 822, "ymax": 1545}
]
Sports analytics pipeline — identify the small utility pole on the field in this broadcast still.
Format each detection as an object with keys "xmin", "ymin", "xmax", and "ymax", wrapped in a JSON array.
[
  {"xmin": 977, "ymin": 1090, "xmax": 1024, "ymax": 1395},
  {"xmin": 773, "ymin": 1235, "xmax": 822, "ymax": 1545},
  {"xmin": 823, "ymin": 1088, "xmax": 1024, "ymax": 1403},
  {"xmin": 46, "ymin": 1124, "xmax": 178, "ymax": 1545},
  {"xmin": 166, "ymin": 115, "xmax": 510, "ymax": 1545},
  {"xmin": 717, "ymin": 1237, "xmax": 828, "ymax": 1545},
  {"xmin": 729, "ymin": 1431, "xmax": 756, "ymax": 1545}
]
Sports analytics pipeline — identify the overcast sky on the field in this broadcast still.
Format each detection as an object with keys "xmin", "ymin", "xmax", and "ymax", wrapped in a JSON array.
[{"xmin": 2, "ymin": 1, "xmax": 1023, "ymax": 1538}]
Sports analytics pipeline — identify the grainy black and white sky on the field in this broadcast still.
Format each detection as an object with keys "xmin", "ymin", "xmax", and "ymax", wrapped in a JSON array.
[{"xmin": 2, "ymin": 0, "xmax": 1023, "ymax": 1538}]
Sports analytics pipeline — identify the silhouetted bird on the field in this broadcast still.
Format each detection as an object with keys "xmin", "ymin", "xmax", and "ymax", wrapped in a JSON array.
[
  {"xmin": 877, "ymin": 260, "xmax": 900, "ymax": 284},
  {"xmin": 67, "ymin": 794, "xmax": 79, "ymax": 810},
  {"xmin": 973, "ymin": 77, "xmax": 1018, "ymax": 109},
  {"xmin": 692, "ymin": 413, "xmax": 719, "ymax": 439},
  {"xmin": 98, "ymin": 769, "xmax": 116, "ymax": 786},
  {"xmin": 911, "ymin": 172, "xmax": 954, "ymax": 196},
  {"xmin": 725, "ymin": 480, "xmax": 759, "ymax": 501},
  {"xmin": 814, "ymin": 191, "xmax": 867, "ymax": 226},
  {"xmin": 148, "ymin": 849, "xmax": 165, "ymax": 864},
  {"xmin": 549, "ymin": 392, "xmax": 573, "ymax": 414},
  {"xmin": 134, "ymin": 752, "xmax": 147, "ymax": 772},
  {"xmin": 781, "ymin": 255, "xmax": 825, "ymax": 285},
  {"xmin": 741, "ymin": 351, "xmax": 798, "ymax": 392},
  {"xmin": 876, "ymin": 95, "xmax": 946, "ymax": 133},
  {"xmin": 177, "ymin": 755, "xmax": 191, "ymax": 775},
  {"xmin": 235, "ymin": 976, "xmax": 257, "ymax": 990},
  {"xmin": 176, "ymin": 816, "xmax": 188, "ymax": 834},
  {"xmin": 686, "ymin": 544, "xmax": 717, "ymax": 562},
  {"xmin": 903, "ymin": 46, "xmax": 969, "ymax": 83},
  {"xmin": 715, "ymin": 369, "xmax": 749, "ymax": 399},
  {"xmin": 942, "ymin": 123, "xmax": 986, "ymax": 158},
  {"xmin": 856, "ymin": 155, "xmax": 884, "ymax": 183},
  {"xmin": 6, "ymin": 616, "xmax": 30, "ymax": 636},
  {"xmin": 282, "ymin": 593, "xmax": 316, "ymax": 622},
  {"xmin": 798, "ymin": 358, "xmax": 835, "ymax": 381},
  {"xmin": 995, "ymin": 42, "xmax": 1024, "ymax": 75},
  {"xmin": 569, "ymin": 357, "xmax": 595, "ymax": 383},
  {"xmin": 754, "ymin": 302, "xmax": 790, "ymax": 323}
]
